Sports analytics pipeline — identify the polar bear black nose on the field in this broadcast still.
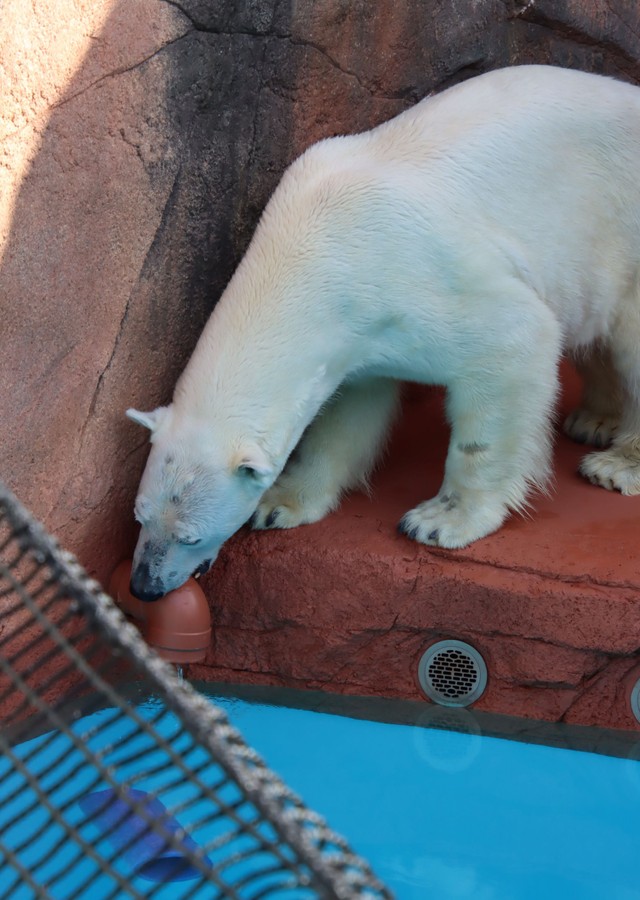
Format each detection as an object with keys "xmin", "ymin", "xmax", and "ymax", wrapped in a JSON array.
[
  {"xmin": 129, "ymin": 564, "xmax": 164, "ymax": 602},
  {"xmin": 130, "ymin": 583, "xmax": 164, "ymax": 602}
]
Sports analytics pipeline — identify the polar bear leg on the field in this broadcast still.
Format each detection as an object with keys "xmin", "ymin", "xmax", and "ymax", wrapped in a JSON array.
[
  {"xmin": 399, "ymin": 301, "xmax": 562, "ymax": 548},
  {"xmin": 252, "ymin": 377, "xmax": 400, "ymax": 529},
  {"xmin": 579, "ymin": 317, "xmax": 640, "ymax": 494},
  {"xmin": 563, "ymin": 343, "xmax": 623, "ymax": 448}
]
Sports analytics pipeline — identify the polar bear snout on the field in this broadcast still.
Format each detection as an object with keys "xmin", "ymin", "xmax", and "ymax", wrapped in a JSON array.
[
  {"xmin": 129, "ymin": 555, "xmax": 213, "ymax": 601},
  {"xmin": 129, "ymin": 525, "xmax": 219, "ymax": 601},
  {"xmin": 129, "ymin": 561, "xmax": 165, "ymax": 603}
]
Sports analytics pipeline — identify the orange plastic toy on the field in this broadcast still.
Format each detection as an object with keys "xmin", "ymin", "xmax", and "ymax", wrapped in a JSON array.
[{"xmin": 109, "ymin": 560, "xmax": 211, "ymax": 664}]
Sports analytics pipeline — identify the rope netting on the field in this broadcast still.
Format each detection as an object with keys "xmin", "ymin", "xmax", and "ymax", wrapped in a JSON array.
[{"xmin": 0, "ymin": 482, "xmax": 392, "ymax": 900}]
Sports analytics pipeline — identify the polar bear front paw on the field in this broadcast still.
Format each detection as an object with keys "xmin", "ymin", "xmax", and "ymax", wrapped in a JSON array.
[
  {"xmin": 398, "ymin": 492, "xmax": 508, "ymax": 549},
  {"xmin": 250, "ymin": 499, "xmax": 308, "ymax": 530},
  {"xmin": 563, "ymin": 408, "xmax": 618, "ymax": 448},
  {"xmin": 250, "ymin": 479, "xmax": 336, "ymax": 531},
  {"xmin": 579, "ymin": 448, "xmax": 640, "ymax": 494}
]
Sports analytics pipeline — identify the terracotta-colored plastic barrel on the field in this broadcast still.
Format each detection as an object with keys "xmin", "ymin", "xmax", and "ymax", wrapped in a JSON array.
[{"xmin": 109, "ymin": 560, "xmax": 211, "ymax": 664}]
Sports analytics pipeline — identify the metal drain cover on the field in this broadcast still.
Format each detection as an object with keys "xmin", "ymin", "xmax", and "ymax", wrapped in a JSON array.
[
  {"xmin": 417, "ymin": 640, "xmax": 487, "ymax": 708},
  {"xmin": 630, "ymin": 677, "xmax": 640, "ymax": 724}
]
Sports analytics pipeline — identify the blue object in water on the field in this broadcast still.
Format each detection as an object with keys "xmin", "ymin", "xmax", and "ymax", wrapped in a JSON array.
[{"xmin": 79, "ymin": 788, "xmax": 206, "ymax": 882}]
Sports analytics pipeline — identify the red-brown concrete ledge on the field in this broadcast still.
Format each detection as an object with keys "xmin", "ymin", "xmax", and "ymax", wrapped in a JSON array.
[{"xmin": 195, "ymin": 364, "xmax": 640, "ymax": 732}]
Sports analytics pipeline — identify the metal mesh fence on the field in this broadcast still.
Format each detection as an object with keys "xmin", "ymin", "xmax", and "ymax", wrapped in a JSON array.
[{"xmin": 0, "ymin": 482, "xmax": 392, "ymax": 900}]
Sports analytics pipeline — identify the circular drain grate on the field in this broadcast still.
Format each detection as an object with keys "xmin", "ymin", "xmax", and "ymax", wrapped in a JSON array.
[
  {"xmin": 630, "ymin": 678, "xmax": 640, "ymax": 725},
  {"xmin": 417, "ymin": 640, "xmax": 487, "ymax": 708}
]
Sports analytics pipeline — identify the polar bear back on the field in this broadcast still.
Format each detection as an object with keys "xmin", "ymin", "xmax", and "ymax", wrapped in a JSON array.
[
  {"xmin": 267, "ymin": 65, "xmax": 640, "ymax": 350},
  {"xmin": 185, "ymin": 65, "xmax": 640, "ymax": 398}
]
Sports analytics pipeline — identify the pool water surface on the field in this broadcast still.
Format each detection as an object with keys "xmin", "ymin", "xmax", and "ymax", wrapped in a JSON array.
[{"xmin": 2, "ymin": 688, "xmax": 640, "ymax": 899}]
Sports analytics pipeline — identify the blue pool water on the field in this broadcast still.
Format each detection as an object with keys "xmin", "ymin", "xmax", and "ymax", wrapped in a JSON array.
[
  {"xmin": 2, "ymin": 691, "xmax": 640, "ymax": 899},
  {"xmin": 216, "ymin": 698, "xmax": 640, "ymax": 900}
]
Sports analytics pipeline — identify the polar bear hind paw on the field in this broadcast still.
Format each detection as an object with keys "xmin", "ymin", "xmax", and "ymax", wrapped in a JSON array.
[
  {"xmin": 398, "ymin": 493, "xmax": 509, "ymax": 549},
  {"xmin": 579, "ymin": 447, "xmax": 640, "ymax": 494},
  {"xmin": 563, "ymin": 408, "xmax": 618, "ymax": 448}
]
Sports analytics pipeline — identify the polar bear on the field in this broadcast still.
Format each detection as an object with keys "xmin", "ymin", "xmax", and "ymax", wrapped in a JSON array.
[{"xmin": 127, "ymin": 65, "xmax": 640, "ymax": 601}]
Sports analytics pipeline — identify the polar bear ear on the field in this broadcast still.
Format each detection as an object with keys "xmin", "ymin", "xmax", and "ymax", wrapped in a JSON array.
[
  {"xmin": 126, "ymin": 406, "xmax": 170, "ymax": 433},
  {"xmin": 234, "ymin": 445, "xmax": 274, "ymax": 484}
]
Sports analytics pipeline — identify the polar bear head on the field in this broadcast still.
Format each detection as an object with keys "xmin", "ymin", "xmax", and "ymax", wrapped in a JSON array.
[{"xmin": 126, "ymin": 405, "xmax": 274, "ymax": 601}]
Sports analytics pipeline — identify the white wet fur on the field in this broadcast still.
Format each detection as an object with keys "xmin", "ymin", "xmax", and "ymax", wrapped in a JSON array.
[{"xmin": 128, "ymin": 65, "xmax": 640, "ymax": 597}]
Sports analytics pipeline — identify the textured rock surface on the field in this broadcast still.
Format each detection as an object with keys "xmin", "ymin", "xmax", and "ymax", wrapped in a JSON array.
[{"xmin": 2, "ymin": 0, "xmax": 640, "ymax": 728}]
